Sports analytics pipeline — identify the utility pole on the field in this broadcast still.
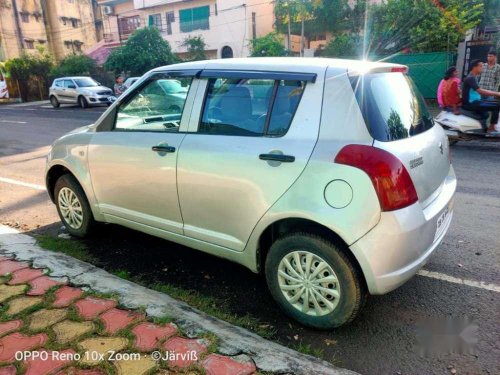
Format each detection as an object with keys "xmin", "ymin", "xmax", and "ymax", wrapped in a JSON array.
[
  {"xmin": 11, "ymin": 0, "xmax": 24, "ymax": 53},
  {"xmin": 300, "ymin": 1, "xmax": 305, "ymax": 57}
]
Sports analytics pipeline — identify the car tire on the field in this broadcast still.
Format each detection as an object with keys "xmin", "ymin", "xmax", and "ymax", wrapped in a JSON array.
[
  {"xmin": 265, "ymin": 233, "xmax": 366, "ymax": 329},
  {"xmin": 54, "ymin": 174, "xmax": 95, "ymax": 238},
  {"xmin": 78, "ymin": 96, "xmax": 88, "ymax": 109},
  {"xmin": 50, "ymin": 96, "xmax": 60, "ymax": 108}
]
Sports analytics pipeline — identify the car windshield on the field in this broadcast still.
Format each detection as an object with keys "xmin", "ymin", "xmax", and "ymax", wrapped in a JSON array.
[
  {"xmin": 351, "ymin": 73, "xmax": 434, "ymax": 141},
  {"xmin": 157, "ymin": 80, "xmax": 188, "ymax": 94},
  {"xmin": 73, "ymin": 78, "xmax": 99, "ymax": 88}
]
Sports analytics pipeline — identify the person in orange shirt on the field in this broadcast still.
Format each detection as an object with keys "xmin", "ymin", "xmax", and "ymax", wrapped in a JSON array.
[{"xmin": 439, "ymin": 67, "xmax": 461, "ymax": 115}]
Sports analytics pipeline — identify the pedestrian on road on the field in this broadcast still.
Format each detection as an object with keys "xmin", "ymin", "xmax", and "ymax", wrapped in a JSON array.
[{"xmin": 114, "ymin": 75, "xmax": 125, "ymax": 97}]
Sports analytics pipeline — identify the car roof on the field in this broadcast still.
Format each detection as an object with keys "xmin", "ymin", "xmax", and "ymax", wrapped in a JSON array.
[
  {"xmin": 54, "ymin": 76, "xmax": 93, "ymax": 80},
  {"xmin": 152, "ymin": 57, "xmax": 406, "ymax": 75}
]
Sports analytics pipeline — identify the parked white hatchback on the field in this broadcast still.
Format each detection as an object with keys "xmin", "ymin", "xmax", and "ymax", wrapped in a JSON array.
[{"xmin": 45, "ymin": 58, "xmax": 456, "ymax": 329}]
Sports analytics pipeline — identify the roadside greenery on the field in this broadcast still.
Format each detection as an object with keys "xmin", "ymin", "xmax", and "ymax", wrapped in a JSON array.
[
  {"xmin": 50, "ymin": 54, "xmax": 98, "ymax": 77},
  {"xmin": 104, "ymin": 27, "xmax": 178, "ymax": 75},
  {"xmin": 250, "ymin": 32, "xmax": 288, "ymax": 57},
  {"xmin": 276, "ymin": 0, "xmax": 493, "ymax": 57},
  {"xmin": 181, "ymin": 36, "xmax": 208, "ymax": 61},
  {"xmin": 4, "ymin": 46, "xmax": 53, "ymax": 101}
]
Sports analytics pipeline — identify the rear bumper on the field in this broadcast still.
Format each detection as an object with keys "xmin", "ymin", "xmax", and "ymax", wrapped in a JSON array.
[{"xmin": 350, "ymin": 166, "xmax": 456, "ymax": 295}]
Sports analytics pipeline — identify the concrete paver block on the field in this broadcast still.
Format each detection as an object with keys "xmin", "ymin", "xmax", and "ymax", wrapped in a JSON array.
[
  {"xmin": 0, "ymin": 332, "xmax": 48, "ymax": 362},
  {"xmin": 74, "ymin": 297, "xmax": 117, "ymax": 320},
  {"xmin": 53, "ymin": 320, "xmax": 95, "ymax": 344},
  {"xmin": 0, "ymin": 284, "xmax": 26, "ymax": 303},
  {"xmin": 53, "ymin": 286, "xmax": 84, "ymax": 308},
  {"xmin": 78, "ymin": 337, "xmax": 129, "ymax": 365},
  {"xmin": 6, "ymin": 296, "xmax": 43, "ymax": 315},
  {"xmin": 132, "ymin": 322, "xmax": 177, "ymax": 352},
  {"xmin": 29, "ymin": 308, "xmax": 68, "ymax": 330}
]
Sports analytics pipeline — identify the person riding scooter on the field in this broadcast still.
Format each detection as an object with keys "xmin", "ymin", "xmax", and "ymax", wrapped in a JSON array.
[
  {"xmin": 461, "ymin": 59, "xmax": 500, "ymax": 132},
  {"xmin": 438, "ymin": 67, "xmax": 461, "ymax": 115}
]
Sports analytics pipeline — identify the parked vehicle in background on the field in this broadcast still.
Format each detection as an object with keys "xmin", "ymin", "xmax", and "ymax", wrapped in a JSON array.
[
  {"xmin": 45, "ymin": 58, "xmax": 456, "ymax": 329},
  {"xmin": 123, "ymin": 77, "xmax": 140, "ymax": 89},
  {"xmin": 49, "ymin": 77, "xmax": 114, "ymax": 109}
]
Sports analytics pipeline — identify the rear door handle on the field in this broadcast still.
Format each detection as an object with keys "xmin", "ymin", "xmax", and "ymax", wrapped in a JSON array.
[
  {"xmin": 259, "ymin": 153, "xmax": 295, "ymax": 163},
  {"xmin": 152, "ymin": 145, "xmax": 176, "ymax": 153}
]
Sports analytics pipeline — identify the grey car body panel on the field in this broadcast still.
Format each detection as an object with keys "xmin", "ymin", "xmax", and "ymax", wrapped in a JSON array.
[{"xmin": 46, "ymin": 58, "xmax": 456, "ymax": 291}]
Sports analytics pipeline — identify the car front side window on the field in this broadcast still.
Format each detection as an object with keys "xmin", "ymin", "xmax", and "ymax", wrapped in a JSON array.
[{"xmin": 114, "ymin": 76, "xmax": 193, "ymax": 133}]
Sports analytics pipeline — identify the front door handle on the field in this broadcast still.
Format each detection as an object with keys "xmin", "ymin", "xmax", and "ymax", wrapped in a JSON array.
[
  {"xmin": 152, "ymin": 145, "xmax": 176, "ymax": 153},
  {"xmin": 259, "ymin": 153, "xmax": 295, "ymax": 163}
]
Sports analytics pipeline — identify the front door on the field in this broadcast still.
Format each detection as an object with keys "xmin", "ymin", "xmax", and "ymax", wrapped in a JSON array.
[
  {"xmin": 88, "ymin": 73, "xmax": 195, "ymax": 234},
  {"xmin": 177, "ymin": 73, "xmax": 321, "ymax": 250},
  {"xmin": 60, "ymin": 79, "xmax": 77, "ymax": 103}
]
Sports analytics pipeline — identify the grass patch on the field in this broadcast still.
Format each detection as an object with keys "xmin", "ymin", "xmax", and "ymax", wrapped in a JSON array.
[
  {"xmin": 36, "ymin": 235, "xmax": 97, "ymax": 264},
  {"xmin": 292, "ymin": 341, "xmax": 324, "ymax": 358},
  {"xmin": 151, "ymin": 283, "xmax": 275, "ymax": 339},
  {"xmin": 113, "ymin": 269, "xmax": 132, "ymax": 281}
]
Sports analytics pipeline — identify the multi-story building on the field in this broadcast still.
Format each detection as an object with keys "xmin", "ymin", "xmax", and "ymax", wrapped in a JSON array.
[
  {"xmin": 87, "ymin": 0, "xmax": 275, "ymax": 63},
  {"xmin": 0, "ymin": 0, "xmax": 48, "ymax": 60},
  {"xmin": 0, "ymin": 0, "xmax": 100, "ymax": 61}
]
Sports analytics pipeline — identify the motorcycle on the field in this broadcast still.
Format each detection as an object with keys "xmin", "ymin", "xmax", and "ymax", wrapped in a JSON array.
[{"xmin": 435, "ymin": 110, "xmax": 500, "ymax": 144}]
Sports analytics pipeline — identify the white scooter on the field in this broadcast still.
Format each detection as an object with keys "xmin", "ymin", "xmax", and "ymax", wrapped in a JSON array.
[{"xmin": 435, "ymin": 110, "xmax": 500, "ymax": 144}]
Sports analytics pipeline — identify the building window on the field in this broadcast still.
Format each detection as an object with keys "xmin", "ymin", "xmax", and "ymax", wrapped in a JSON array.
[
  {"xmin": 25, "ymin": 40, "xmax": 34, "ymax": 49},
  {"xmin": 33, "ymin": 12, "xmax": 41, "ymax": 22},
  {"xmin": 71, "ymin": 18, "xmax": 79, "ymax": 28},
  {"xmin": 148, "ymin": 13, "xmax": 162, "ymax": 29},
  {"xmin": 118, "ymin": 16, "xmax": 141, "ymax": 37},
  {"xmin": 20, "ymin": 12, "xmax": 30, "ymax": 23},
  {"xmin": 179, "ymin": 6, "xmax": 209, "ymax": 33},
  {"xmin": 166, "ymin": 11, "xmax": 174, "ymax": 35},
  {"xmin": 74, "ymin": 42, "xmax": 83, "ymax": 52}
]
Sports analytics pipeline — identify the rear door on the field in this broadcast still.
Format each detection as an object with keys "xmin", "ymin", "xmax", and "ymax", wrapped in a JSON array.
[
  {"xmin": 176, "ymin": 70, "xmax": 323, "ymax": 251},
  {"xmin": 351, "ymin": 72, "xmax": 450, "ymax": 204}
]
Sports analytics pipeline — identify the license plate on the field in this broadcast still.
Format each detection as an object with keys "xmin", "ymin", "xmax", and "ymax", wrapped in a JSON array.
[{"xmin": 434, "ymin": 206, "xmax": 450, "ymax": 242}]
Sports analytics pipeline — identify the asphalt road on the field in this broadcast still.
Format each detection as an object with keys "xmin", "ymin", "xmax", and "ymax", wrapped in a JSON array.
[{"xmin": 0, "ymin": 102, "xmax": 499, "ymax": 375}]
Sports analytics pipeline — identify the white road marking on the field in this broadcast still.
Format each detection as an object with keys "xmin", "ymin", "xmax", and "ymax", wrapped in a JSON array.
[
  {"xmin": 0, "ymin": 119, "xmax": 27, "ymax": 124},
  {"xmin": 417, "ymin": 269, "xmax": 500, "ymax": 293},
  {"xmin": 0, "ymin": 177, "xmax": 45, "ymax": 191}
]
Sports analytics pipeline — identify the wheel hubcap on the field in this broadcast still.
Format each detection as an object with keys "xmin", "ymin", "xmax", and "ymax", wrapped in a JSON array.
[
  {"xmin": 58, "ymin": 187, "xmax": 83, "ymax": 229},
  {"xmin": 277, "ymin": 251, "xmax": 341, "ymax": 316}
]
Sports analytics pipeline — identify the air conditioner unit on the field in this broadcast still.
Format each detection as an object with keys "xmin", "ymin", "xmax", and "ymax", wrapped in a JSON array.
[{"xmin": 102, "ymin": 6, "xmax": 114, "ymax": 15}]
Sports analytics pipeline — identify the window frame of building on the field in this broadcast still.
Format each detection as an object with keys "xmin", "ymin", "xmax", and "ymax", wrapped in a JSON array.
[
  {"xmin": 148, "ymin": 13, "xmax": 162, "ymax": 29},
  {"xmin": 20, "ymin": 12, "xmax": 30, "ymax": 23},
  {"xmin": 24, "ymin": 39, "xmax": 35, "ymax": 49},
  {"xmin": 179, "ymin": 5, "xmax": 210, "ymax": 33},
  {"xmin": 166, "ymin": 11, "xmax": 175, "ymax": 35},
  {"xmin": 118, "ymin": 15, "xmax": 141, "ymax": 37}
]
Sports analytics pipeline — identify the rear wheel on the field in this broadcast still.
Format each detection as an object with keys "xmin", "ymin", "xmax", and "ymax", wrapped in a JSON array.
[
  {"xmin": 78, "ymin": 96, "xmax": 88, "ymax": 109},
  {"xmin": 54, "ymin": 174, "xmax": 94, "ymax": 237},
  {"xmin": 265, "ymin": 233, "xmax": 366, "ymax": 329},
  {"xmin": 50, "ymin": 96, "xmax": 60, "ymax": 108}
]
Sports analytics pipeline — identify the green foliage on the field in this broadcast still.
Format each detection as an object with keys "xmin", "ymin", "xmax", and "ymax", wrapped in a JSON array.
[
  {"xmin": 51, "ymin": 54, "xmax": 98, "ymax": 77},
  {"xmin": 250, "ymin": 32, "xmax": 288, "ymax": 57},
  {"xmin": 275, "ymin": 0, "xmax": 351, "ymax": 36},
  {"xmin": 104, "ymin": 27, "xmax": 178, "ymax": 75},
  {"xmin": 322, "ymin": 34, "xmax": 362, "ymax": 58},
  {"xmin": 367, "ymin": 0, "xmax": 484, "ymax": 54},
  {"xmin": 181, "ymin": 36, "xmax": 208, "ymax": 61},
  {"xmin": 4, "ymin": 46, "xmax": 53, "ymax": 101}
]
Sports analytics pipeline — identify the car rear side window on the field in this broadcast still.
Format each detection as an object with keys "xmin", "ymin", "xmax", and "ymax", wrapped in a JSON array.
[
  {"xmin": 199, "ymin": 78, "xmax": 305, "ymax": 137},
  {"xmin": 351, "ymin": 73, "xmax": 434, "ymax": 142},
  {"xmin": 54, "ymin": 80, "xmax": 63, "ymax": 88}
]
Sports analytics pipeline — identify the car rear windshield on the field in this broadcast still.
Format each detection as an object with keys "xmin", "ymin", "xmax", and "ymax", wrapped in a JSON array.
[{"xmin": 351, "ymin": 73, "xmax": 434, "ymax": 142}]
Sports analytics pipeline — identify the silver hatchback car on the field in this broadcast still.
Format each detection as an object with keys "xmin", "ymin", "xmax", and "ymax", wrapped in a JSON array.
[
  {"xmin": 49, "ymin": 77, "xmax": 114, "ymax": 108},
  {"xmin": 45, "ymin": 58, "xmax": 456, "ymax": 329}
]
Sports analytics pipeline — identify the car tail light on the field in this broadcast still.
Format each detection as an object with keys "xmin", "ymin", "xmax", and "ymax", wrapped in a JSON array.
[
  {"xmin": 334, "ymin": 145, "xmax": 418, "ymax": 211},
  {"xmin": 391, "ymin": 66, "xmax": 408, "ymax": 73}
]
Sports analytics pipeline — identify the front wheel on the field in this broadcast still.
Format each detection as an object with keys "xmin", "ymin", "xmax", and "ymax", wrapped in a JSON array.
[
  {"xmin": 78, "ymin": 96, "xmax": 88, "ymax": 109},
  {"xmin": 54, "ymin": 174, "xmax": 95, "ymax": 237},
  {"xmin": 265, "ymin": 233, "xmax": 366, "ymax": 329}
]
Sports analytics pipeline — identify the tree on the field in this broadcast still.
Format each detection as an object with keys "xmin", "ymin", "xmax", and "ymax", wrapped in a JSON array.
[
  {"xmin": 250, "ymin": 32, "xmax": 288, "ymax": 57},
  {"xmin": 51, "ymin": 54, "xmax": 98, "ymax": 77},
  {"xmin": 104, "ymin": 27, "xmax": 178, "ymax": 75},
  {"xmin": 322, "ymin": 34, "xmax": 362, "ymax": 58},
  {"xmin": 181, "ymin": 36, "xmax": 207, "ymax": 61},
  {"xmin": 5, "ymin": 46, "xmax": 53, "ymax": 101},
  {"xmin": 368, "ymin": 0, "xmax": 484, "ymax": 54}
]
